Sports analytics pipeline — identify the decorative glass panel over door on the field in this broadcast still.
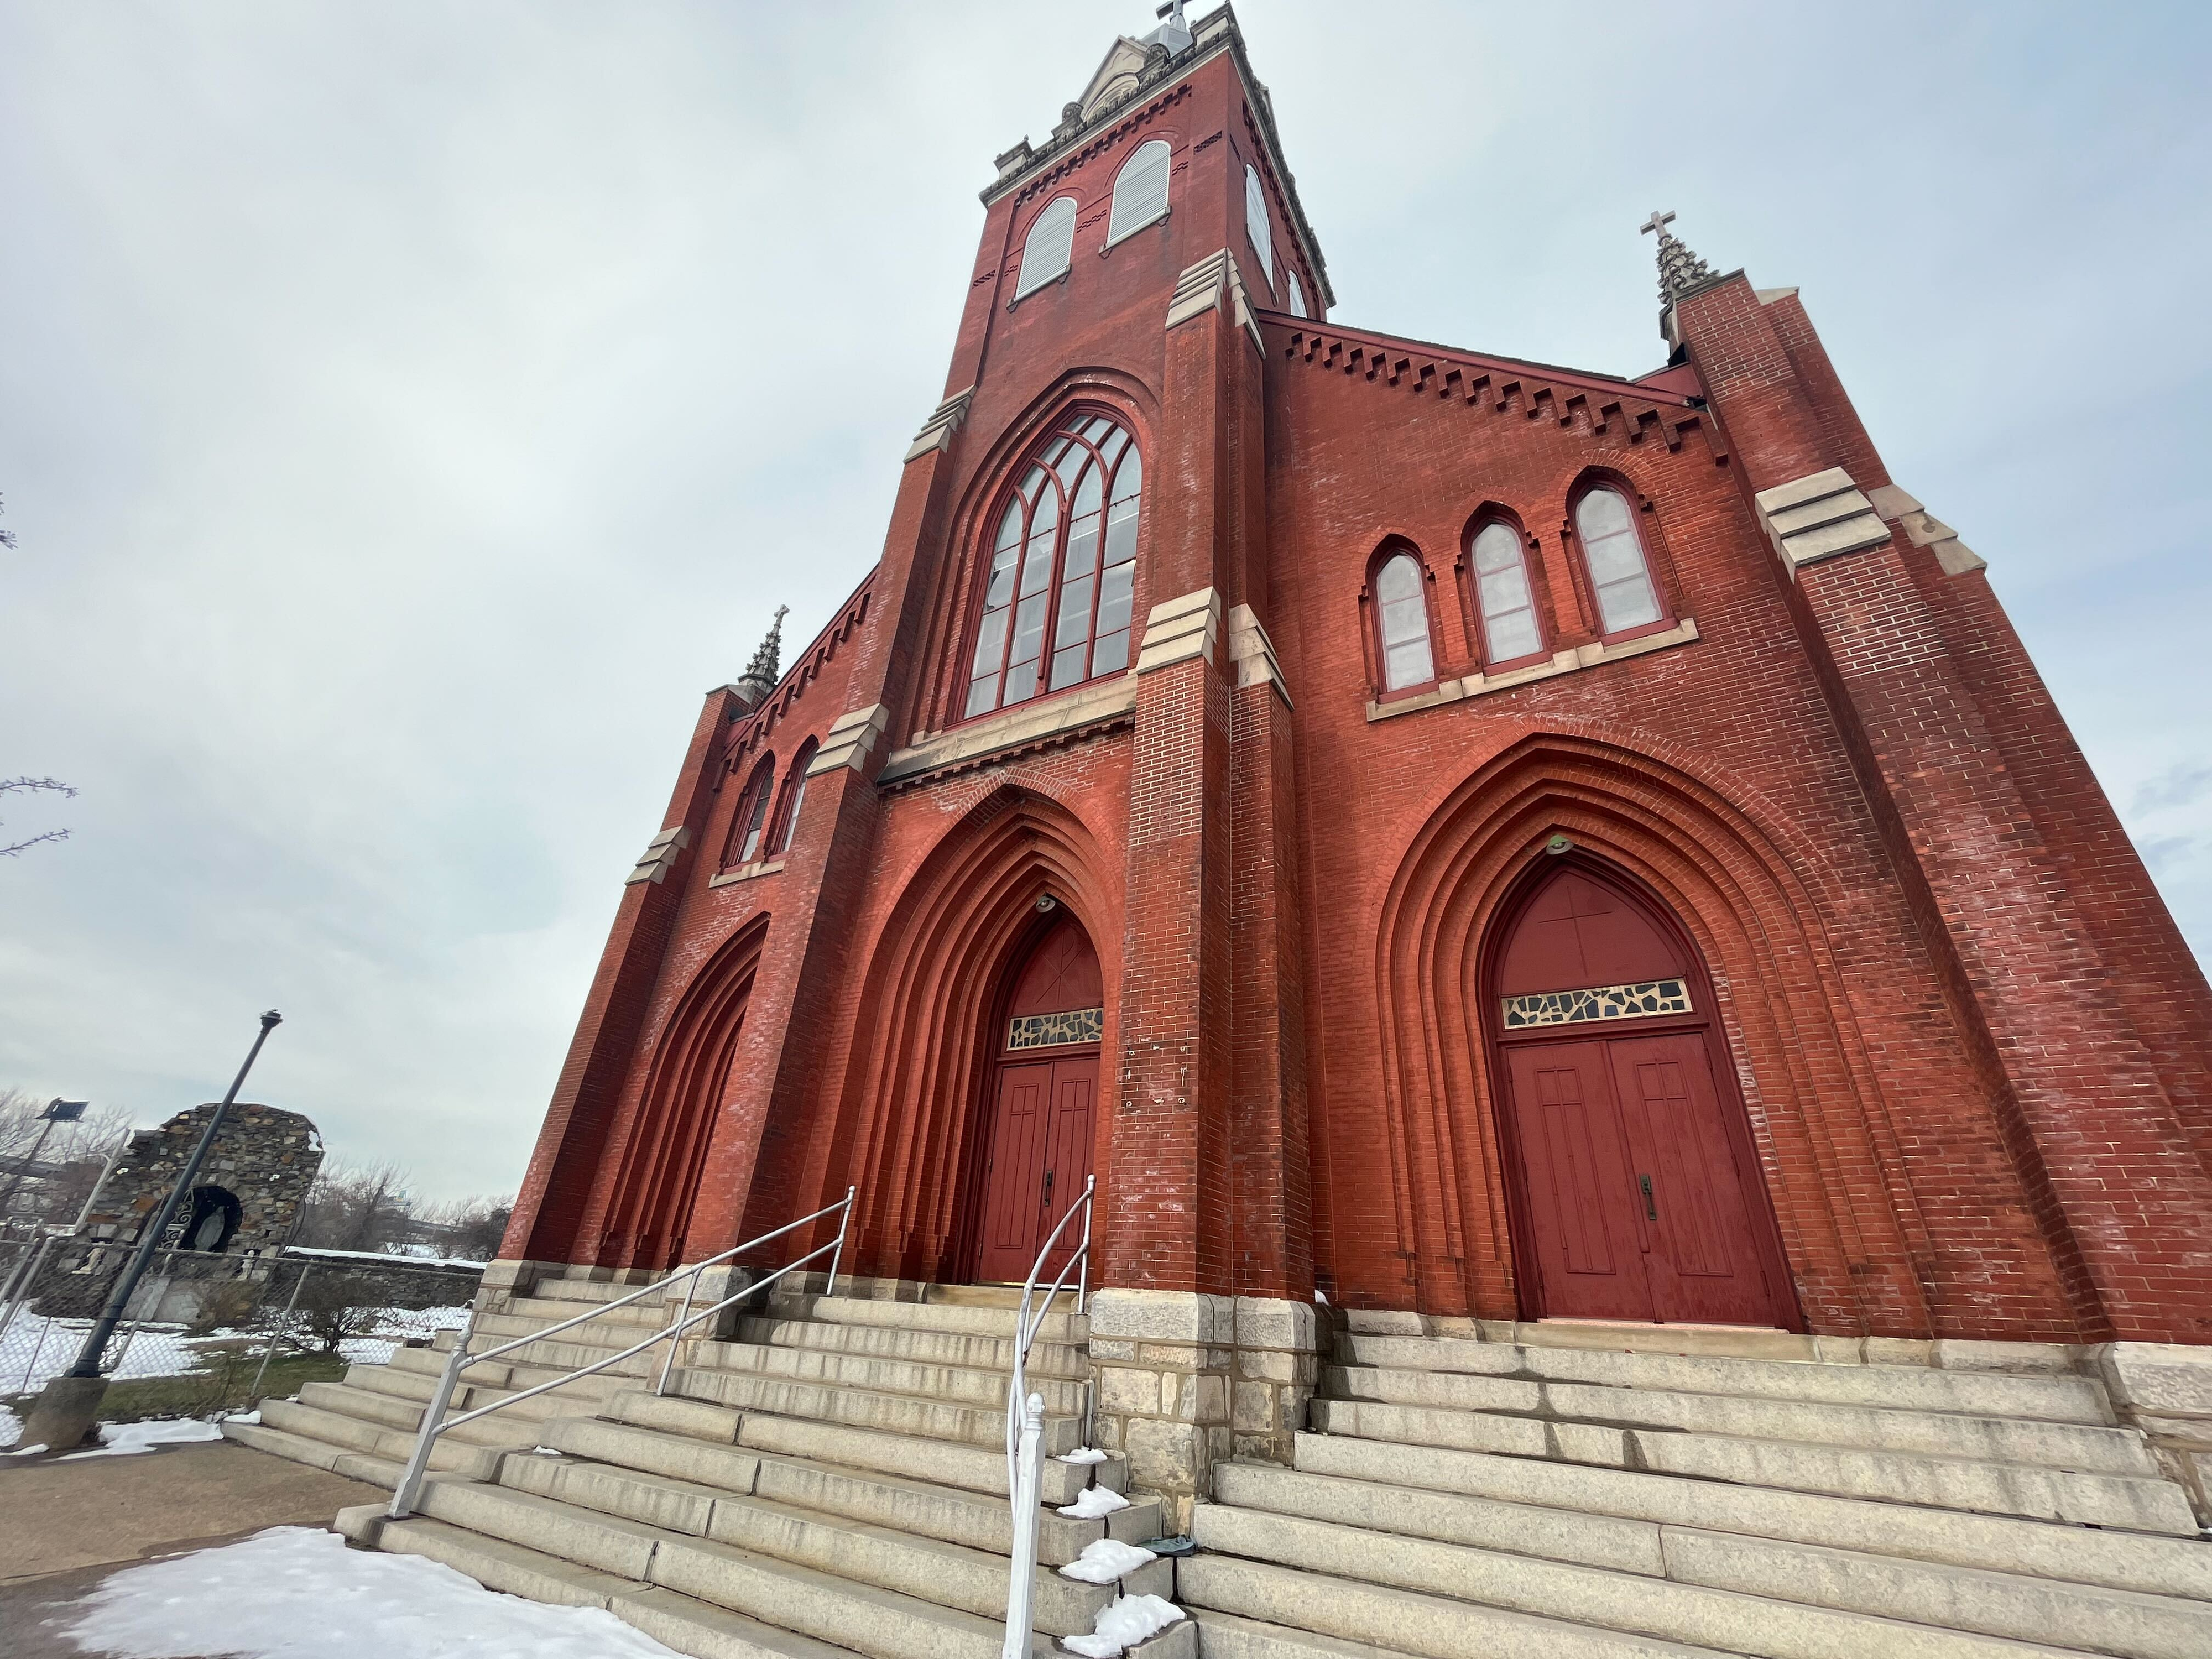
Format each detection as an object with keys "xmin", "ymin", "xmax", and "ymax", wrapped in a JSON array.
[{"xmin": 967, "ymin": 413, "xmax": 1143, "ymax": 718}]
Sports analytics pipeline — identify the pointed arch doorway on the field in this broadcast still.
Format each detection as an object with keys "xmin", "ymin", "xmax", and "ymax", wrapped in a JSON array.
[
  {"xmin": 969, "ymin": 912, "xmax": 1103, "ymax": 1285},
  {"xmin": 1488, "ymin": 856, "xmax": 1798, "ymax": 1328}
]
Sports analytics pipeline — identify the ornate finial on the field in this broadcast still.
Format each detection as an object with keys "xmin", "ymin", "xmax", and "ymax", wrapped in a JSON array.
[
  {"xmin": 736, "ymin": 605, "xmax": 787, "ymax": 702},
  {"xmin": 1640, "ymin": 208, "xmax": 1716, "ymax": 305},
  {"xmin": 1152, "ymin": 0, "xmax": 1192, "ymax": 51}
]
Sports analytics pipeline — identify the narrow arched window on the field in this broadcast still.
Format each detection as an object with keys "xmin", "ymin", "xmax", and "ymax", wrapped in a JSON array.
[
  {"xmin": 1107, "ymin": 140, "xmax": 1170, "ymax": 244},
  {"xmin": 1244, "ymin": 165, "xmax": 1273, "ymax": 289},
  {"xmin": 1574, "ymin": 486, "xmax": 1666, "ymax": 637},
  {"xmin": 1015, "ymin": 197, "xmax": 1077, "ymax": 299},
  {"xmin": 966, "ymin": 412, "xmax": 1143, "ymax": 718},
  {"xmin": 1373, "ymin": 550, "xmax": 1435, "ymax": 692},
  {"xmin": 1287, "ymin": 269, "xmax": 1308, "ymax": 319},
  {"xmin": 723, "ymin": 758, "xmax": 774, "ymax": 868},
  {"xmin": 769, "ymin": 740, "xmax": 816, "ymax": 855},
  {"xmin": 1470, "ymin": 521, "xmax": 1543, "ymax": 666}
]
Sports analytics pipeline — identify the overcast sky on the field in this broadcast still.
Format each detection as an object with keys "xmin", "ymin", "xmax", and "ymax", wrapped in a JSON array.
[{"xmin": 4, "ymin": 2, "xmax": 2209, "ymax": 1202}]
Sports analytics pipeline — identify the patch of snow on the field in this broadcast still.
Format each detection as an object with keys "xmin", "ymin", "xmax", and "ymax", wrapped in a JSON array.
[
  {"xmin": 1055, "ymin": 1446, "xmax": 1110, "ymax": 1465},
  {"xmin": 286, "ymin": 1246, "xmax": 491, "ymax": 1271},
  {"xmin": 1064, "ymin": 1592, "xmax": 1185, "ymax": 1658},
  {"xmin": 1, "ymin": 1405, "xmax": 23, "ymax": 1444},
  {"xmin": 7, "ymin": 1442, "xmax": 48, "ymax": 1457},
  {"xmin": 1, "ymin": 1312, "xmax": 204, "ymax": 1393},
  {"xmin": 59, "ymin": 1417, "xmax": 225, "ymax": 1459},
  {"xmin": 1314, "ymin": 1290, "xmax": 1328, "ymax": 1305},
  {"xmin": 530, "ymin": 1447, "xmax": 562, "ymax": 1456},
  {"xmin": 1056, "ymin": 1484, "xmax": 1131, "ymax": 1519},
  {"xmin": 224, "ymin": 1410, "xmax": 262, "ymax": 1425},
  {"xmin": 1057, "ymin": 1538, "xmax": 1157, "ymax": 1584},
  {"xmin": 64, "ymin": 1525, "xmax": 684, "ymax": 1658}
]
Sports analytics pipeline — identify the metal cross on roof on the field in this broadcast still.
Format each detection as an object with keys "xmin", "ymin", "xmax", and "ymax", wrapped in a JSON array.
[{"xmin": 1639, "ymin": 209, "xmax": 1676, "ymax": 239}]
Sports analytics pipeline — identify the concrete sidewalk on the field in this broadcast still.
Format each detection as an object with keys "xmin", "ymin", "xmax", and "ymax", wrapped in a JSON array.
[{"xmin": 0, "ymin": 1438, "xmax": 380, "ymax": 1657}]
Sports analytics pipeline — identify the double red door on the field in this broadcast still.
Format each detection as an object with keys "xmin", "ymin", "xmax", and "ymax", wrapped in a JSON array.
[
  {"xmin": 973, "ymin": 1053, "xmax": 1097, "ymax": 1285},
  {"xmin": 1504, "ymin": 1030, "xmax": 1782, "ymax": 1326}
]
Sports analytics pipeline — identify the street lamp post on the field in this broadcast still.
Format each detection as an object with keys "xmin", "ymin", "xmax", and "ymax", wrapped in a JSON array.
[
  {"xmin": 11, "ymin": 1011, "xmax": 281, "ymax": 1453},
  {"xmin": 0, "ymin": 1098, "xmax": 89, "ymax": 1234}
]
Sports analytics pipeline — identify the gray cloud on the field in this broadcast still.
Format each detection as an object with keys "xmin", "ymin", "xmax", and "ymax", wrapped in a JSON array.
[{"xmin": 5, "ymin": 1, "xmax": 2209, "ymax": 1196}]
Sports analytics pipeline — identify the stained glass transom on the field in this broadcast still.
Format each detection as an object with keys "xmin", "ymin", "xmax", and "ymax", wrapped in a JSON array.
[
  {"xmin": 1007, "ymin": 1006, "xmax": 1105, "ymax": 1050},
  {"xmin": 966, "ymin": 413, "xmax": 1142, "ymax": 718},
  {"xmin": 1501, "ymin": 978, "xmax": 1692, "ymax": 1030}
]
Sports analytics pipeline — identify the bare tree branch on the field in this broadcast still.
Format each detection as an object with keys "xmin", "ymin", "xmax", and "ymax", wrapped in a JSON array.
[{"xmin": 1, "ymin": 775, "xmax": 76, "ymax": 857}]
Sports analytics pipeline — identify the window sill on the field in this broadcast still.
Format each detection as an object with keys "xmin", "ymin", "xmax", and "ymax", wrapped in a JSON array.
[
  {"xmin": 880, "ymin": 675, "xmax": 1137, "ymax": 786},
  {"xmin": 1006, "ymin": 269, "xmax": 1072, "ymax": 312},
  {"xmin": 1365, "ymin": 616, "xmax": 1699, "ymax": 723},
  {"xmin": 708, "ymin": 858, "xmax": 785, "ymax": 889},
  {"xmin": 1102, "ymin": 208, "xmax": 1168, "ymax": 254}
]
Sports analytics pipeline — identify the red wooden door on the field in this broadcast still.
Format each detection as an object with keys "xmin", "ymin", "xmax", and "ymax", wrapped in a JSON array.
[
  {"xmin": 1504, "ymin": 1040, "xmax": 1654, "ymax": 1320},
  {"xmin": 974, "ymin": 1053, "xmax": 1097, "ymax": 1285},
  {"xmin": 1609, "ymin": 1033, "xmax": 1778, "ymax": 1327},
  {"xmin": 1494, "ymin": 862, "xmax": 1793, "ymax": 1329}
]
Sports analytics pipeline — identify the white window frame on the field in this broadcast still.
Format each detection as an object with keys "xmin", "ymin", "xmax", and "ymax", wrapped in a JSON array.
[
  {"xmin": 1105, "ymin": 139, "xmax": 1172, "ymax": 249},
  {"xmin": 1244, "ymin": 165, "xmax": 1274, "ymax": 290},
  {"xmin": 1014, "ymin": 196, "xmax": 1078, "ymax": 300}
]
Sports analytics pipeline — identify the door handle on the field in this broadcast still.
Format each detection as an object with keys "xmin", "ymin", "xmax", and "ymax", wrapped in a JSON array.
[
  {"xmin": 1638, "ymin": 1174, "xmax": 1657, "ymax": 1222},
  {"xmin": 1042, "ymin": 1168, "xmax": 1055, "ymax": 1206}
]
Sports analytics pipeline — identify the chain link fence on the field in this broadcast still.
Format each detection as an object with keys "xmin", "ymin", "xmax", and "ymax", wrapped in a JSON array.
[{"xmin": 1, "ymin": 1237, "xmax": 483, "ymax": 1432}]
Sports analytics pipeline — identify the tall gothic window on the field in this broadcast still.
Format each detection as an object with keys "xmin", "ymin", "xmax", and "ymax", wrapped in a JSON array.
[
  {"xmin": 1372, "ymin": 549, "xmax": 1436, "ymax": 692},
  {"xmin": 1469, "ymin": 520, "xmax": 1543, "ymax": 666},
  {"xmin": 966, "ymin": 413, "xmax": 1142, "ymax": 719},
  {"xmin": 1287, "ymin": 269, "xmax": 1308, "ymax": 319},
  {"xmin": 1016, "ymin": 197, "xmax": 1077, "ymax": 299},
  {"xmin": 769, "ymin": 739, "xmax": 816, "ymax": 855},
  {"xmin": 1107, "ymin": 140, "xmax": 1171, "ymax": 244},
  {"xmin": 723, "ymin": 757, "xmax": 774, "ymax": 868},
  {"xmin": 1573, "ymin": 486, "xmax": 1666, "ymax": 637},
  {"xmin": 1244, "ymin": 165, "xmax": 1273, "ymax": 289}
]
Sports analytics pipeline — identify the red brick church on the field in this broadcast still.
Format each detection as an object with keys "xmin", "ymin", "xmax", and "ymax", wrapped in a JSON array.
[{"xmin": 497, "ymin": 0, "xmax": 2212, "ymax": 1373}]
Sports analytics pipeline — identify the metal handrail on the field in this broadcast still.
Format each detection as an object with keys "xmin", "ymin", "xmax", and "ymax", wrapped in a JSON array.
[
  {"xmin": 999, "ymin": 1174, "xmax": 1094, "ymax": 1659},
  {"xmin": 388, "ymin": 1186, "xmax": 855, "ymax": 1519}
]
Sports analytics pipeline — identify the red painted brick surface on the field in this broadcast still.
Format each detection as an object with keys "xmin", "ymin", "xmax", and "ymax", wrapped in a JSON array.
[{"xmin": 500, "ymin": 38, "xmax": 2212, "ymax": 1344}]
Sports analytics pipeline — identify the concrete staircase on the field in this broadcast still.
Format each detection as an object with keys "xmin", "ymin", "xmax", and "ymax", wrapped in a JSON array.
[
  {"xmin": 223, "ymin": 1272, "xmax": 1185, "ymax": 1659},
  {"xmin": 1177, "ymin": 1313, "xmax": 2212, "ymax": 1659}
]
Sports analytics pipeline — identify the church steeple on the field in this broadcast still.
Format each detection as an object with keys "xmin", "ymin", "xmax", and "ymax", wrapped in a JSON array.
[
  {"xmin": 735, "ymin": 605, "xmax": 787, "ymax": 705},
  {"xmin": 1640, "ymin": 208, "xmax": 1717, "ymax": 306}
]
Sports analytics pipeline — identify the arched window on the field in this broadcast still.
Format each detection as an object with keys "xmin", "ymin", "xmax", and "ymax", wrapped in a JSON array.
[
  {"xmin": 1372, "ymin": 549, "xmax": 1436, "ymax": 692},
  {"xmin": 966, "ymin": 412, "xmax": 1142, "ymax": 718},
  {"xmin": 1015, "ymin": 197, "xmax": 1077, "ymax": 299},
  {"xmin": 1107, "ymin": 140, "xmax": 1171, "ymax": 244},
  {"xmin": 1287, "ymin": 269, "xmax": 1308, "ymax": 319},
  {"xmin": 1469, "ymin": 520, "xmax": 1544, "ymax": 666},
  {"xmin": 769, "ymin": 739, "xmax": 817, "ymax": 855},
  {"xmin": 1573, "ymin": 486, "xmax": 1666, "ymax": 637},
  {"xmin": 723, "ymin": 757, "xmax": 774, "ymax": 868},
  {"xmin": 1244, "ymin": 165, "xmax": 1273, "ymax": 289}
]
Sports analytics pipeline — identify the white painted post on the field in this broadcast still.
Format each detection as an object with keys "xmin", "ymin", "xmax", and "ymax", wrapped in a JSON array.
[
  {"xmin": 827, "ymin": 1186, "xmax": 855, "ymax": 1297},
  {"xmin": 999, "ymin": 1390, "xmax": 1045, "ymax": 1659}
]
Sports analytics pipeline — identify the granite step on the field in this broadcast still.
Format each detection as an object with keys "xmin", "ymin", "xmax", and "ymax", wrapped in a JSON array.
[
  {"xmin": 672, "ymin": 1365, "xmax": 1084, "ymax": 1455},
  {"xmin": 1289, "ymin": 1431, "xmax": 2212, "ymax": 1603},
  {"xmin": 1321, "ymin": 1364, "xmax": 2156, "ymax": 1474},
  {"xmin": 1213, "ymin": 1462, "xmax": 2212, "ymax": 1659},
  {"xmin": 737, "ymin": 1313, "xmax": 1089, "ymax": 1381},
  {"xmin": 766, "ymin": 1293, "xmax": 1083, "ymax": 1345},
  {"xmin": 692, "ymin": 1336, "xmax": 1089, "ymax": 1415},
  {"xmin": 1308, "ymin": 1398, "xmax": 2199, "ymax": 1533},
  {"xmin": 1190, "ymin": 1505, "xmax": 2090, "ymax": 1659},
  {"xmin": 1334, "ymin": 1335, "xmax": 2114, "ymax": 1425}
]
